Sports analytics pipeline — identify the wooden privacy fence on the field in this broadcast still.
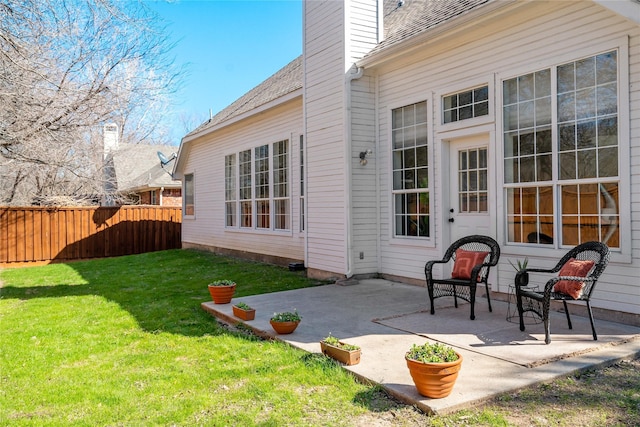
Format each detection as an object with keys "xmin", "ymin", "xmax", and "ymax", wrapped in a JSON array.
[{"xmin": 0, "ymin": 206, "xmax": 182, "ymax": 265}]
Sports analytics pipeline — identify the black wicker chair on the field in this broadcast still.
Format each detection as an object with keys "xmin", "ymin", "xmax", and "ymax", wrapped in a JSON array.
[
  {"xmin": 425, "ymin": 235, "xmax": 501, "ymax": 320},
  {"xmin": 515, "ymin": 241, "xmax": 610, "ymax": 344}
]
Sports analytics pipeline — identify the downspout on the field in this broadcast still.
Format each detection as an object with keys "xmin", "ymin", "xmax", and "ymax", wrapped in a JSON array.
[
  {"xmin": 344, "ymin": 66, "xmax": 364, "ymax": 279},
  {"xmin": 159, "ymin": 186, "xmax": 164, "ymax": 206}
]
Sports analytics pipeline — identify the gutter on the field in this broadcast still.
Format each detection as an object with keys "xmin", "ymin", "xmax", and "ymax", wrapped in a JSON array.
[{"xmin": 344, "ymin": 66, "xmax": 365, "ymax": 279}]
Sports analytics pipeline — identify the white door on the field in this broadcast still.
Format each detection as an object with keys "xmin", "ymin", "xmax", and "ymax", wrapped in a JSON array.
[{"xmin": 448, "ymin": 135, "xmax": 495, "ymax": 243}]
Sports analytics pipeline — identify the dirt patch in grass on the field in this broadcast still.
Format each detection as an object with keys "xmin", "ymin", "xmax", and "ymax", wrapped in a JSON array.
[{"xmin": 354, "ymin": 357, "xmax": 640, "ymax": 426}]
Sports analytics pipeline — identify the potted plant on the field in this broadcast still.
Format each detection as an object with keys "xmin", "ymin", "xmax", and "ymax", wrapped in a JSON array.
[
  {"xmin": 405, "ymin": 342, "xmax": 463, "ymax": 399},
  {"xmin": 269, "ymin": 310, "xmax": 301, "ymax": 334},
  {"xmin": 320, "ymin": 334, "xmax": 361, "ymax": 366},
  {"xmin": 232, "ymin": 302, "xmax": 255, "ymax": 321},
  {"xmin": 509, "ymin": 258, "xmax": 529, "ymax": 287},
  {"xmin": 207, "ymin": 280, "xmax": 236, "ymax": 304}
]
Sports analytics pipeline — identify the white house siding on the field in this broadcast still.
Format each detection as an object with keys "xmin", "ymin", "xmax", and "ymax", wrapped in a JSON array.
[
  {"xmin": 347, "ymin": 0, "xmax": 382, "ymax": 63},
  {"xmin": 370, "ymin": 1, "xmax": 640, "ymax": 316},
  {"xmin": 180, "ymin": 98, "xmax": 304, "ymax": 263},
  {"xmin": 302, "ymin": 0, "xmax": 382, "ymax": 278},
  {"xmin": 347, "ymin": 1, "xmax": 383, "ymax": 275},
  {"xmin": 304, "ymin": 0, "xmax": 347, "ymax": 277},
  {"xmin": 350, "ymin": 74, "xmax": 379, "ymax": 274}
]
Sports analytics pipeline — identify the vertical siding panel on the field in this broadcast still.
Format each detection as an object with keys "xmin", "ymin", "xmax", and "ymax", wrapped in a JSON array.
[
  {"xmin": 41, "ymin": 210, "xmax": 51, "ymax": 261},
  {"xmin": 6, "ymin": 210, "xmax": 17, "ymax": 262},
  {"xmin": 32, "ymin": 210, "xmax": 42, "ymax": 261},
  {"xmin": 58, "ymin": 209, "xmax": 68, "ymax": 259},
  {"xmin": 23, "ymin": 209, "xmax": 34, "ymax": 262},
  {"xmin": 0, "ymin": 209, "xmax": 7, "ymax": 263},
  {"xmin": 15, "ymin": 209, "xmax": 25, "ymax": 262}
]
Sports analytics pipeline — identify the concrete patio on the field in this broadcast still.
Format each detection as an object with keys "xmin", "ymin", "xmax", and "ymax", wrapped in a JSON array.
[{"xmin": 201, "ymin": 279, "xmax": 640, "ymax": 415}]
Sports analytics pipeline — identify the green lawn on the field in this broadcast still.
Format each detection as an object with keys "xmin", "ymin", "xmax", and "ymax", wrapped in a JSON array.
[
  {"xmin": 4, "ymin": 249, "xmax": 637, "ymax": 426},
  {"xmin": 0, "ymin": 249, "xmax": 378, "ymax": 426}
]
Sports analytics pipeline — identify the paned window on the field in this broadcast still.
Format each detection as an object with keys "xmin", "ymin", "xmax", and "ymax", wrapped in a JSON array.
[
  {"xmin": 225, "ymin": 154, "xmax": 236, "ymax": 227},
  {"xmin": 458, "ymin": 148, "xmax": 488, "ymax": 213},
  {"xmin": 273, "ymin": 140, "xmax": 290, "ymax": 230},
  {"xmin": 392, "ymin": 101, "xmax": 429, "ymax": 237},
  {"xmin": 226, "ymin": 140, "xmax": 290, "ymax": 232},
  {"xmin": 443, "ymin": 86, "xmax": 489, "ymax": 124},
  {"xmin": 255, "ymin": 145, "xmax": 270, "ymax": 229},
  {"xmin": 239, "ymin": 149, "xmax": 252, "ymax": 228},
  {"xmin": 503, "ymin": 51, "xmax": 619, "ymax": 248},
  {"xmin": 184, "ymin": 173, "xmax": 194, "ymax": 216}
]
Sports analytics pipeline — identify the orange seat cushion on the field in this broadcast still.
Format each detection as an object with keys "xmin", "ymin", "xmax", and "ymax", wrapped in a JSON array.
[
  {"xmin": 451, "ymin": 249, "xmax": 489, "ymax": 281},
  {"xmin": 553, "ymin": 258, "xmax": 595, "ymax": 299}
]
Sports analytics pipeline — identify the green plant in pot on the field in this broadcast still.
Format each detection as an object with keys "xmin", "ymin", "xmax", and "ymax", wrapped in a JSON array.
[
  {"xmin": 207, "ymin": 279, "xmax": 236, "ymax": 304},
  {"xmin": 320, "ymin": 333, "xmax": 361, "ymax": 365},
  {"xmin": 232, "ymin": 301, "xmax": 255, "ymax": 321},
  {"xmin": 269, "ymin": 310, "xmax": 301, "ymax": 334},
  {"xmin": 405, "ymin": 342, "xmax": 462, "ymax": 399},
  {"xmin": 509, "ymin": 258, "xmax": 529, "ymax": 287}
]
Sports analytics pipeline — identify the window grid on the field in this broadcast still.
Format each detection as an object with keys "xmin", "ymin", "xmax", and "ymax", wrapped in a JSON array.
[
  {"xmin": 226, "ymin": 141, "xmax": 291, "ymax": 232},
  {"xmin": 392, "ymin": 101, "xmax": 429, "ymax": 238},
  {"xmin": 225, "ymin": 154, "xmax": 236, "ymax": 227},
  {"xmin": 458, "ymin": 148, "xmax": 488, "ymax": 213},
  {"xmin": 443, "ymin": 86, "xmax": 489, "ymax": 124},
  {"xmin": 503, "ymin": 50, "xmax": 619, "ymax": 248},
  {"xmin": 561, "ymin": 183, "xmax": 619, "ymax": 247},
  {"xmin": 239, "ymin": 149, "xmax": 252, "ymax": 228},
  {"xmin": 273, "ymin": 140, "xmax": 290, "ymax": 230},
  {"xmin": 503, "ymin": 69, "xmax": 553, "ymax": 184},
  {"xmin": 254, "ymin": 145, "xmax": 270, "ymax": 229},
  {"xmin": 557, "ymin": 51, "xmax": 618, "ymax": 180}
]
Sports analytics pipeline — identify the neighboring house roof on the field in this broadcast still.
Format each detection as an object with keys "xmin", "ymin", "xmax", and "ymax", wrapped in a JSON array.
[{"xmin": 111, "ymin": 143, "xmax": 181, "ymax": 192}]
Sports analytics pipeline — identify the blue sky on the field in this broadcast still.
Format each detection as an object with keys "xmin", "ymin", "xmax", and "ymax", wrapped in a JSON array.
[{"xmin": 145, "ymin": 0, "xmax": 303, "ymax": 145}]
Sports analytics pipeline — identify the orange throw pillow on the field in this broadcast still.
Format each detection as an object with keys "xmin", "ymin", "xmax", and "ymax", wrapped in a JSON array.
[
  {"xmin": 553, "ymin": 258, "xmax": 595, "ymax": 299},
  {"xmin": 451, "ymin": 249, "xmax": 490, "ymax": 281}
]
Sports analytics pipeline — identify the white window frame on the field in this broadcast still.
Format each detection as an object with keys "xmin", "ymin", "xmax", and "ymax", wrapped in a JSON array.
[
  {"xmin": 388, "ymin": 96, "xmax": 435, "ymax": 245},
  {"xmin": 183, "ymin": 172, "xmax": 195, "ymax": 218},
  {"xmin": 496, "ymin": 37, "xmax": 630, "ymax": 262},
  {"xmin": 437, "ymin": 76, "xmax": 495, "ymax": 133},
  {"xmin": 224, "ymin": 139, "xmax": 291, "ymax": 234}
]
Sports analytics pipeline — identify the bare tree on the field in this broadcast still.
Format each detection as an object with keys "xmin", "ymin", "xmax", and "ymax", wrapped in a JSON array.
[{"xmin": 0, "ymin": 0, "xmax": 182, "ymax": 205}]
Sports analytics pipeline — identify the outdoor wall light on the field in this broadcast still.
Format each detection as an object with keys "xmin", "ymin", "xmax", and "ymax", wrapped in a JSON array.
[{"xmin": 359, "ymin": 149, "xmax": 373, "ymax": 166}]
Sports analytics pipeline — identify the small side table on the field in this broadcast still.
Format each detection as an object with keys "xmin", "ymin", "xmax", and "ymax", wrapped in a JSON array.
[{"xmin": 506, "ymin": 284, "xmax": 543, "ymax": 324}]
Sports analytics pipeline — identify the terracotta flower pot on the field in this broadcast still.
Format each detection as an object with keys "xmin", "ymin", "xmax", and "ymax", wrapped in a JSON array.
[
  {"xmin": 320, "ymin": 341, "xmax": 361, "ymax": 366},
  {"xmin": 269, "ymin": 320, "xmax": 300, "ymax": 334},
  {"xmin": 208, "ymin": 283, "xmax": 236, "ymax": 304},
  {"xmin": 232, "ymin": 305, "xmax": 256, "ymax": 321},
  {"xmin": 405, "ymin": 352, "xmax": 463, "ymax": 398}
]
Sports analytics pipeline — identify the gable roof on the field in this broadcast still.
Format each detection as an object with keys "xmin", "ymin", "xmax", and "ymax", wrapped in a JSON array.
[{"xmin": 111, "ymin": 143, "xmax": 180, "ymax": 192}]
